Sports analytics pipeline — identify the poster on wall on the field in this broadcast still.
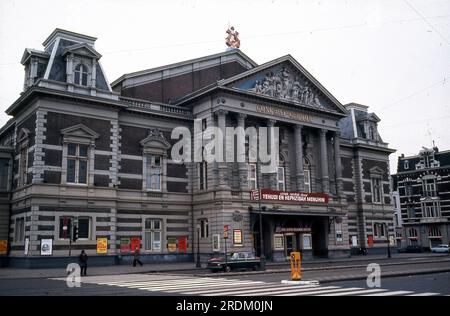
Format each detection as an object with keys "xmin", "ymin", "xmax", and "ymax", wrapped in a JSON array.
[
  {"xmin": 273, "ymin": 234, "xmax": 284, "ymax": 250},
  {"xmin": 178, "ymin": 236, "xmax": 187, "ymax": 253},
  {"xmin": 367, "ymin": 235, "xmax": 374, "ymax": 248},
  {"xmin": 352, "ymin": 235, "xmax": 358, "ymax": 247},
  {"xmin": 24, "ymin": 238, "xmax": 30, "ymax": 255},
  {"xmin": 97, "ymin": 238, "xmax": 108, "ymax": 254},
  {"xmin": 0, "ymin": 240, "xmax": 7, "ymax": 255},
  {"xmin": 130, "ymin": 237, "xmax": 141, "ymax": 252},
  {"xmin": 40, "ymin": 239, "xmax": 53, "ymax": 256},
  {"xmin": 233, "ymin": 229, "xmax": 243, "ymax": 245},
  {"xmin": 120, "ymin": 238, "xmax": 130, "ymax": 253},
  {"xmin": 167, "ymin": 237, "xmax": 177, "ymax": 252}
]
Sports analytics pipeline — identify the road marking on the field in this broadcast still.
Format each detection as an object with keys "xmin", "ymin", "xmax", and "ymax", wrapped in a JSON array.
[
  {"xmin": 212, "ymin": 284, "xmax": 321, "ymax": 296},
  {"xmin": 178, "ymin": 283, "xmax": 302, "ymax": 295},
  {"xmin": 406, "ymin": 292, "xmax": 440, "ymax": 296},
  {"xmin": 55, "ymin": 274, "xmax": 444, "ymax": 296},
  {"xmin": 278, "ymin": 287, "xmax": 363, "ymax": 296},
  {"xmin": 318, "ymin": 289, "xmax": 388, "ymax": 296},
  {"xmin": 363, "ymin": 290, "xmax": 413, "ymax": 296}
]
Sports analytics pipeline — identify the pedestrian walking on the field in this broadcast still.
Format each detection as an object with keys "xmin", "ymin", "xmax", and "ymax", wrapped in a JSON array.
[
  {"xmin": 133, "ymin": 247, "xmax": 143, "ymax": 267},
  {"xmin": 79, "ymin": 250, "xmax": 88, "ymax": 276}
]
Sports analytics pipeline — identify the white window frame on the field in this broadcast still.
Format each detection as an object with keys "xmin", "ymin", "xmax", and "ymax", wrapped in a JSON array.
[
  {"xmin": 15, "ymin": 217, "xmax": 25, "ymax": 242},
  {"xmin": 74, "ymin": 63, "xmax": 89, "ymax": 86},
  {"xmin": 66, "ymin": 143, "xmax": 89, "ymax": 185},
  {"xmin": 146, "ymin": 154, "xmax": 162, "ymax": 191},
  {"xmin": 371, "ymin": 177, "xmax": 382, "ymax": 204},
  {"xmin": 248, "ymin": 163, "xmax": 257, "ymax": 190},
  {"xmin": 77, "ymin": 217, "xmax": 91, "ymax": 240},
  {"xmin": 144, "ymin": 218, "xmax": 162, "ymax": 252},
  {"xmin": 373, "ymin": 222, "xmax": 386, "ymax": 239},
  {"xmin": 277, "ymin": 166, "xmax": 285, "ymax": 191}
]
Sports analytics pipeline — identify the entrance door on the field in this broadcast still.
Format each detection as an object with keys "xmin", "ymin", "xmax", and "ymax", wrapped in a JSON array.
[{"xmin": 285, "ymin": 234, "xmax": 297, "ymax": 258}]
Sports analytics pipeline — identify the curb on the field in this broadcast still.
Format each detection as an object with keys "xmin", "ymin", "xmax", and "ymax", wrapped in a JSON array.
[
  {"xmin": 317, "ymin": 268, "xmax": 450, "ymax": 284},
  {"xmin": 191, "ymin": 258, "xmax": 450, "ymax": 277}
]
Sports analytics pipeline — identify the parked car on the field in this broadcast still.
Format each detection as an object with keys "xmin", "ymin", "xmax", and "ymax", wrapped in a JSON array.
[
  {"xmin": 431, "ymin": 244, "xmax": 449, "ymax": 253},
  {"xmin": 397, "ymin": 245, "xmax": 422, "ymax": 253},
  {"xmin": 207, "ymin": 252, "xmax": 261, "ymax": 272}
]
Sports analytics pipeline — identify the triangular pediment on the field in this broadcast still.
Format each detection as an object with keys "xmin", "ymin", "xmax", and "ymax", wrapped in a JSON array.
[
  {"xmin": 140, "ymin": 128, "xmax": 171, "ymax": 149},
  {"xmin": 62, "ymin": 43, "xmax": 102, "ymax": 59},
  {"xmin": 61, "ymin": 124, "xmax": 100, "ymax": 139},
  {"xmin": 220, "ymin": 55, "xmax": 347, "ymax": 115}
]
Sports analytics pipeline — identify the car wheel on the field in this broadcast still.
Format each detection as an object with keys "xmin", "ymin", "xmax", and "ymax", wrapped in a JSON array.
[
  {"xmin": 224, "ymin": 265, "xmax": 231, "ymax": 273},
  {"xmin": 252, "ymin": 265, "xmax": 259, "ymax": 271}
]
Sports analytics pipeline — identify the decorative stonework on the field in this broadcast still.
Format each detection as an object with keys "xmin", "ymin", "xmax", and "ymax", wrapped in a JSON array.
[{"xmin": 250, "ymin": 66, "xmax": 323, "ymax": 107}]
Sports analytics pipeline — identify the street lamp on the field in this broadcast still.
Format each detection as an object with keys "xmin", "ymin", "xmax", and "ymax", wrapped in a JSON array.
[
  {"xmin": 196, "ymin": 223, "xmax": 201, "ymax": 268},
  {"xmin": 384, "ymin": 223, "xmax": 391, "ymax": 259},
  {"xmin": 256, "ymin": 160, "xmax": 266, "ymax": 271}
]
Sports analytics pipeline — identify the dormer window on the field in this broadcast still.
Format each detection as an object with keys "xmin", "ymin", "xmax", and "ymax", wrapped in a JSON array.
[
  {"xmin": 404, "ymin": 160, "xmax": 409, "ymax": 170},
  {"xmin": 74, "ymin": 64, "xmax": 88, "ymax": 86}
]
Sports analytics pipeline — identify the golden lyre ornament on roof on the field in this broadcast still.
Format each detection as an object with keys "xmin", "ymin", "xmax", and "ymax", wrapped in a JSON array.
[{"xmin": 225, "ymin": 26, "xmax": 240, "ymax": 49}]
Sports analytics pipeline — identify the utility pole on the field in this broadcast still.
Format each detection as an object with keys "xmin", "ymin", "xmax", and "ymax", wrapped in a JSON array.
[{"xmin": 256, "ymin": 160, "xmax": 266, "ymax": 270}]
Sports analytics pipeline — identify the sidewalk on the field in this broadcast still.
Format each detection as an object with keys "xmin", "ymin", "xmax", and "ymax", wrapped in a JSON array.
[{"xmin": 0, "ymin": 253, "xmax": 448, "ymax": 280}]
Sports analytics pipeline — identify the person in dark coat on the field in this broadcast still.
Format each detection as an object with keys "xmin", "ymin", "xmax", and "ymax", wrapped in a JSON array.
[
  {"xmin": 133, "ymin": 247, "xmax": 143, "ymax": 267},
  {"xmin": 79, "ymin": 250, "xmax": 88, "ymax": 276}
]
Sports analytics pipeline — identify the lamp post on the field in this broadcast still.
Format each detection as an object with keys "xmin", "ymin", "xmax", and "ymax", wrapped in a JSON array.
[
  {"xmin": 384, "ymin": 223, "xmax": 391, "ymax": 259},
  {"xmin": 196, "ymin": 223, "xmax": 201, "ymax": 268},
  {"xmin": 256, "ymin": 160, "xmax": 266, "ymax": 270}
]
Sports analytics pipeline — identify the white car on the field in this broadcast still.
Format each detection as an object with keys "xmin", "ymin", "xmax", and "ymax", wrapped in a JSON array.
[{"xmin": 431, "ymin": 244, "xmax": 449, "ymax": 253}]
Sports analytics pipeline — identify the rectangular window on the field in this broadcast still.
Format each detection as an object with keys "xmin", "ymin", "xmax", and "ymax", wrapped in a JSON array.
[
  {"xmin": 374, "ymin": 223, "xmax": 385, "ymax": 238},
  {"xmin": 371, "ymin": 178, "xmax": 382, "ymax": 203},
  {"xmin": 15, "ymin": 218, "xmax": 25, "ymax": 242},
  {"xmin": 212, "ymin": 234, "xmax": 220, "ymax": 252},
  {"xmin": 146, "ymin": 154, "xmax": 162, "ymax": 191},
  {"xmin": 407, "ymin": 206, "xmax": 415, "ymax": 219},
  {"xmin": 248, "ymin": 163, "xmax": 257, "ymax": 190},
  {"xmin": 304, "ymin": 169, "xmax": 311, "ymax": 193},
  {"xmin": 0, "ymin": 158, "xmax": 9, "ymax": 191},
  {"xmin": 277, "ymin": 166, "xmax": 285, "ymax": 191},
  {"xmin": 78, "ymin": 218, "xmax": 90, "ymax": 239},
  {"xmin": 19, "ymin": 146, "xmax": 28, "ymax": 186},
  {"xmin": 66, "ymin": 143, "xmax": 88, "ymax": 184},
  {"xmin": 144, "ymin": 219, "xmax": 162, "ymax": 251},
  {"xmin": 59, "ymin": 217, "xmax": 72, "ymax": 239},
  {"xmin": 200, "ymin": 219, "xmax": 208, "ymax": 238},
  {"xmin": 199, "ymin": 162, "xmax": 207, "ymax": 190},
  {"xmin": 424, "ymin": 179, "xmax": 436, "ymax": 197}
]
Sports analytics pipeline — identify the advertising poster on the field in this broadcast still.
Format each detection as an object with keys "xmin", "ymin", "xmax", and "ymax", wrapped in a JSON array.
[
  {"xmin": 167, "ymin": 237, "xmax": 177, "ymax": 252},
  {"xmin": 367, "ymin": 235, "xmax": 374, "ymax": 248},
  {"xmin": 233, "ymin": 229, "xmax": 243, "ymax": 245},
  {"xmin": 130, "ymin": 237, "xmax": 141, "ymax": 252},
  {"xmin": 24, "ymin": 238, "xmax": 30, "ymax": 255},
  {"xmin": 120, "ymin": 238, "xmax": 130, "ymax": 253},
  {"xmin": 0, "ymin": 240, "xmax": 7, "ymax": 255},
  {"xmin": 178, "ymin": 236, "xmax": 187, "ymax": 253},
  {"xmin": 352, "ymin": 235, "xmax": 358, "ymax": 247},
  {"xmin": 40, "ymin": 239, "xmax": 53, "ymax": 256},
  {"xmin": 97, "ymin": 238, "xmax": 108, "ymax": 254}
]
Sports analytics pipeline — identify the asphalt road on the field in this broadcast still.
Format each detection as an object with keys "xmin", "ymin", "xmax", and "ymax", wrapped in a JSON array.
[{"xmin": 0, "ymin": 270, "xmax": 448, "ymax": 296}]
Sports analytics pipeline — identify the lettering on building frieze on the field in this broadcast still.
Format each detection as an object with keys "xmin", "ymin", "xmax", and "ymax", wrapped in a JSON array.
[{"xmin": 255, "ymin": 104, "xmax": 313, "ymax": 123}]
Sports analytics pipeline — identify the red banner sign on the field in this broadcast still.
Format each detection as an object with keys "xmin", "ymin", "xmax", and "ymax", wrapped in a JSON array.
[
  {"xmin": 130, "ymin": 237, "xmax": 141, "ymax": 252},
  {"xmin": 251, "ymin": 189, "xmax": 329, "ymax": 204},
  {"xmin": 178, "ymin": 236, "xmax": 187, "ymax": 253}
]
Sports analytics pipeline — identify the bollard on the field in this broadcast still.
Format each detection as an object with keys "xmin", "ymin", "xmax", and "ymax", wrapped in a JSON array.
[{"xmin": 290, "ymin": 251, "xmax": 302, "ymax": 281}]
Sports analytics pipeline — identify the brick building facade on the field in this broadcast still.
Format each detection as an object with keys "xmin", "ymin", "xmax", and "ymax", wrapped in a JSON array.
[{"xmin": 0, "ymin": 29, "xmax": 395, "ymax": 267}]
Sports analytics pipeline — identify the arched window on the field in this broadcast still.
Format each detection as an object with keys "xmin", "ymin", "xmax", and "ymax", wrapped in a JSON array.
[{"xmin": 74, "ymin": 64, "xmax": 88, "ymax": 86}]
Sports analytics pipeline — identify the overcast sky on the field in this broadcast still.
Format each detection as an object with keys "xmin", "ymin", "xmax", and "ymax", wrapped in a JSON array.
[{"xmin": 1, "ymin": 0, "xmax": 449, "ymax": 174}]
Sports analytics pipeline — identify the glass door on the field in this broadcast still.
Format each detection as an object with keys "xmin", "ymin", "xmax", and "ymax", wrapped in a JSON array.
[{"xmin": 285, "ymin": 234, "xmax": 297, "ymax": 258}]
